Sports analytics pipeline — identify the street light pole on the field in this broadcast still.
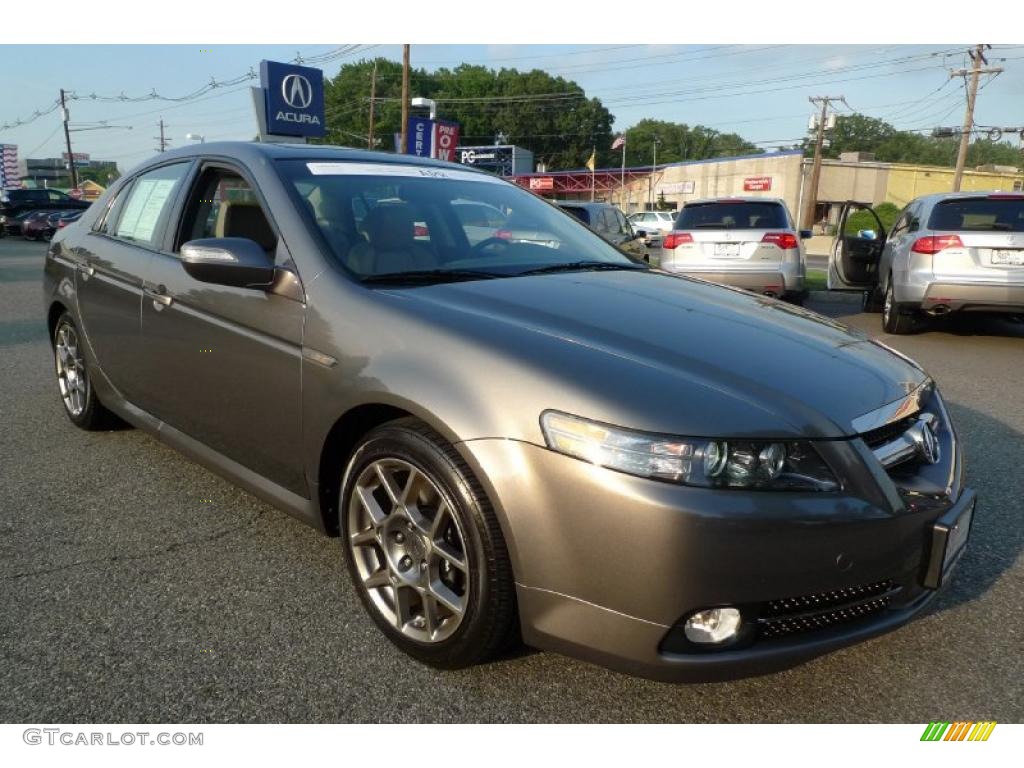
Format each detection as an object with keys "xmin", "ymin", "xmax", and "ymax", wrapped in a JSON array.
[{"xmin": 399, "ymin": 45, "xmax": 410, "ymax": 154}]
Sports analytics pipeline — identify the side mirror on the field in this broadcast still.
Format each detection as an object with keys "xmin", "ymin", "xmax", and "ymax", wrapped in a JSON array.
[
  {"xmin": 181, "ymin": 237, "xmax": 276, "ymax": 288},
  {"xmin": 799, "ymin": 229, "xmax": 813, "ymax": 240}
]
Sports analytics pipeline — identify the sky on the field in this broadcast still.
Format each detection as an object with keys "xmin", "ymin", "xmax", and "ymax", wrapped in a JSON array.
[{"xmin": 1, "ymin": 43, "xmax": 1023, "ymax": 174}]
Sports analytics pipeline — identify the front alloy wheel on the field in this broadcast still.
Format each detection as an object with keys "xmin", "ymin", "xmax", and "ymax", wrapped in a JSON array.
[
  {"xmin": 348, "ymin": 457, "xmax": 471, "ymax": 643},
  {"xmin": 341, "ymin": 418, "xmax": 517, "ymax": 668}
]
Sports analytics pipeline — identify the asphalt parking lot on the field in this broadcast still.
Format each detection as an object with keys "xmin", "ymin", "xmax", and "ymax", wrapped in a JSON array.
[{"xmin": 2, "ymin": 236, "xmax": 1022, "ymax": 723}]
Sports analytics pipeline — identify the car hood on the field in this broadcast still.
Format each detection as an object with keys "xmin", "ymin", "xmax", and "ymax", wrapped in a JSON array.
[{"xmin": 390, "ymin": 270, "xmax": 927, "ymax": 439}]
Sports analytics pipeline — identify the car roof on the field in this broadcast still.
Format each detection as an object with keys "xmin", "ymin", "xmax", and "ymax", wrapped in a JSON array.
[
  {"xmin": 910, "ymin": 190, "xmax": 1024, "ymax": 206},
  {"xmin": 126, "ymin": 140, "xmax": 495, "ymax": 178},
  {"xmin": 684, "ymin": 196, "xmax": 786, "ymax": 206}
]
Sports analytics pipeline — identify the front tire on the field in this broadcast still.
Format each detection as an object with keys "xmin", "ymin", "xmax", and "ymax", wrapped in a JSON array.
[
  {"xmin": 881, "ymin": 279, "xmax": 923, "ymax": 335},
  {"xmin": 340, "ymin": 418, "xmax": 517, "ymax": 669},
  {"xmin": 53, "ymin": 312, "xmax": 120, "ymax": 430}
]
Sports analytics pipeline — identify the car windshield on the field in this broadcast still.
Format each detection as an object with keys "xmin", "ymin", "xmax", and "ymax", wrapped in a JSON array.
[
  {"xmin": 278, "ymin": 160, "xmax": 640, "ymax": 281},
  {"xmin": 928, "ymin": 197, "xmax": 1024, "ymax": 232},
  {"xmin": 675, "ymin": 201, "xmax": 788, "ymax": 230}
]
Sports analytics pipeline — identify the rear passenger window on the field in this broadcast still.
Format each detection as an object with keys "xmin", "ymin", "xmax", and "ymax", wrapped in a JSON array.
[{"xmin": 113, "ymin": 163, "xmax": 189, "ymax": 246}]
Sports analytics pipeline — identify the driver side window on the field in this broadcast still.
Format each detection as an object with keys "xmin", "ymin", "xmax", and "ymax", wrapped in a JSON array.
[{"xmin": 890, "ymin": 209, "xmax": 910, "ymax": 239}]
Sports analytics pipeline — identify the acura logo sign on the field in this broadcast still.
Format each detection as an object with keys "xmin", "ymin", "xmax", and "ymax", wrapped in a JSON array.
[{"xmin": 281, "ymin": 74, "xmax": 313, "ymax": 109}]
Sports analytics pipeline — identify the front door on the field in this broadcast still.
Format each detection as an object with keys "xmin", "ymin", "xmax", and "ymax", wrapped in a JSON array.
[
  {"xmin": 828, "ymin": 202, "xmax": 887, "ymax": 290},
  {"xmin": 136, "ymin": 163, "xmax": 307, "ymax": 496}
]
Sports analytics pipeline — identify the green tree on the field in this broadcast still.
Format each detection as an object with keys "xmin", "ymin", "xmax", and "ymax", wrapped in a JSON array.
[
  {"xmin": 807, "ymin": 113, "xmax": 1022, "ymax": 169},
  {"xmin": 319, "ymin": 58, "xmax": 614, "ymax": 170},
  {"xmin": 621, "ymin": 119, "xmax": 760, "ymax": 166}
]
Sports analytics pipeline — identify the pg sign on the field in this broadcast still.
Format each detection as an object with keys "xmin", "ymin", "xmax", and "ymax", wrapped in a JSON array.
[
  {"xmin": 260, "ymin": 60, "xmax": 326, "ymax": 138},
  {"xmin": 406, "ymin": 118, "xmax": 460, "ymax": 161}
]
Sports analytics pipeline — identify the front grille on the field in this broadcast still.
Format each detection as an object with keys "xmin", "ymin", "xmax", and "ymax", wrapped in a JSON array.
[
  {"xmin": 757, "ymin": 579, "xmax": 899, "ymax": 640},
  {"xmin": 860, "ymin": 415, "xmax": 918, "ymax": 449}
]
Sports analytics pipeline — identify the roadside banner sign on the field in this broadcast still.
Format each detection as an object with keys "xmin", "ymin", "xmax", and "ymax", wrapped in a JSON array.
[
  {"xmin": 406, "ymin": 118, "xmax": 461, "ymax": 160},
  {"xmin": 68, "ymin": 188, "xmax": 83, "ymax": 200},
  {"xmin": 259, "ymin": 60, "xmax": 326, "ymax": 139},
  {"xmin": 743, "ymin": 176, "xmax": 773, "ymax": 191}
]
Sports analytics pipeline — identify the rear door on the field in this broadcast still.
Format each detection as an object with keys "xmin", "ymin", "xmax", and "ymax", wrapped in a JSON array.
[
  {"xmin": 135, "ymin": 161, "xmax": 307, "ymax": 496},
  {"xmin": 75, "ymin": 162, "xmax": 191, "ymax": 400},
  {"xmin": 827, "ymin": 201, "xmax": 887, "ymax": 290}
]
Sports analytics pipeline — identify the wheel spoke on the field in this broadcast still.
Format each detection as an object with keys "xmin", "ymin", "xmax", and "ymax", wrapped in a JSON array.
[
  {"xmin": 356, "ymin": 484, "xmax": 389, "ymax": 527},
  {"xmin": 349, "ymin": 527, "xmax": 377, "ymax": 547},
  {"xmin": 429, "ymin": 501, "xmax": 450, "ymax": 538},
  {"xmin": 363, "ymin": 567, "xmax": 391, "ymax": 590},
  {"xmin": 433, "ymin": 540, "xmax": 467, "ymax": 573},
  {"xmin": 429, "ymin": 581, "xmax": 464, "ymax": 616},
  {"xmin": 374, "ymin": 462, "xmax": 403, "ymax": 505},
  {"xmin": 421, "ymin": 592, "xmax": 440, "ymax": 638},
  {"xmin": 394, "ymin": 584, "xmax": 416, "ymax": 629}
]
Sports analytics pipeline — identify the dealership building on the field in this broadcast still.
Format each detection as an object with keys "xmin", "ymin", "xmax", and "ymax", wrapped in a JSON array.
[{"xmin": 512, "ymin": 150, "xmax": 1024, "ymax": 229}]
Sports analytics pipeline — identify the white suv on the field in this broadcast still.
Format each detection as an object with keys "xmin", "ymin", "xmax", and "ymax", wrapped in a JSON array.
[{"xmin": 659, "ymin": 197, "xmax": 809, "ymax": 304}]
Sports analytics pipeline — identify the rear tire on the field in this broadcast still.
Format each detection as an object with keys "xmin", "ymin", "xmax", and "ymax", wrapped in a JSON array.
[
  {"xmin": 52, "ymin": 312, "xmax": 122, "ymax": 430},
  {"xmin": 340, "ymin": 417, "xmax": 517, "ymax": 669},
  {"xmin": 881, "ymin": 279, "xmax": 923, "ymax": 335}
]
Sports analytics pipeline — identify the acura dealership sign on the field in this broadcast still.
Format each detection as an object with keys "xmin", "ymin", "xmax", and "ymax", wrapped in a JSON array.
[{"xmin": 259, "ymin": 60, "xmax": 326, "ymax": 138}]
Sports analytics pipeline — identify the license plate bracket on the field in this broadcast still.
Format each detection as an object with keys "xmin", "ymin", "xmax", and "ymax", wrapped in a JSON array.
[
  {"xmin": 714, "ymin": 242, "xmax": 741, "ymax": 258},
  {"xmin": 922, "ymin": 491, "xmax": 976, "ymax": 590}
]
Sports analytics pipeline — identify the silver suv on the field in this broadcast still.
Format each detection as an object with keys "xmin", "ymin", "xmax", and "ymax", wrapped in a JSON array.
[
  {"xmin": 829, "ymin": 192, "xmax": 1024, "ymax": 333},
  {"xmin": 659, "ymin": 197, "xmax": 810, "ymax": 304}
]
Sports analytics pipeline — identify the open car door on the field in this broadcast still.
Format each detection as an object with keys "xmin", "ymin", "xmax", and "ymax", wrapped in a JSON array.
[{"xmin": 827, "ymin": 201, "xmax": 886, "ymax": 290}]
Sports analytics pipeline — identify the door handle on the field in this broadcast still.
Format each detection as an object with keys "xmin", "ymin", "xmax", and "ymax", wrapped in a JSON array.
[
  {"xmin": 77, "ymin": 262, "xmax": 95, "ymax": 277},
  {"xmin": 144, "ymin": 287, "xmax": 173, "ymax": 307}
]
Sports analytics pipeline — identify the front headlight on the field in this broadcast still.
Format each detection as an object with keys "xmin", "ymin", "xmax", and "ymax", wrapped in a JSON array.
[{"xmin": 540, "ymin": 411, "xmax": 838, "ymax": 491}]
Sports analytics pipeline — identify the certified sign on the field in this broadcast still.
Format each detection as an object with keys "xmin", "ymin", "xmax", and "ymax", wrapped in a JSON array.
[
  {"xmin": 743, "ymin": 176, "xmax": 772, "ymax": 191},
  {"xmin": 260, "ymin": 60, "xmax": 326, "ymax": 138},
  {"xmin": 407, "ymin": 118, "xmax": 461, "ymax": 160}
]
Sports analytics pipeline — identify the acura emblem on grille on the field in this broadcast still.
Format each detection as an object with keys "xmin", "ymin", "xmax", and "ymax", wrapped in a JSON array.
[{"xmin": 917, "ymin": 417, "xmax": 941, "ymax": 465}]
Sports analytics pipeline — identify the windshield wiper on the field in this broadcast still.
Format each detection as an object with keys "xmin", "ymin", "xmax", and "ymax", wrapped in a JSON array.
[
  {"xmin": 515, "ymin": 261, "xmax": 648, "ymax": 276},
  {"xmin": 360, "ymin": 269, "xmax": 504, "ymax": 285}
]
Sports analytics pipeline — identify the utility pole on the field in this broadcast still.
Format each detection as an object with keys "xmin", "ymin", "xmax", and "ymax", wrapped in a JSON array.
[
  {"xmin": 801, "ymin": 95, "xmax": 843, "ymax": 231},
  {"xmin": 155, "ymin": 118, "xmax": 169, "ymax": 153},
  {"xmin": 367, "ymin": 60, "xmax": 378, "ymax": 149},
  {"xmin": 399, "ymin": 45, "xmax": 410, "ymax": 155},
  {"xmin": 60, "ymin": 88, "xmax": 78, "ymax": 189},
  {"xmin": 950, "ymin": 44, "xmax": 1003, "ymax": 191}
]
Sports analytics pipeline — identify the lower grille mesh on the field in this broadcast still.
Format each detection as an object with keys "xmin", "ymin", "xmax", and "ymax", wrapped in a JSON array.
[{"xmin": 758, "ymin": 579, "xmax": 899, "ymax": 640}]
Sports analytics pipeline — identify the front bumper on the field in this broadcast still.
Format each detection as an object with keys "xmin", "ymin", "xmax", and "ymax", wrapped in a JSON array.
[{"xmin": 458, "ymin": 426, "xmax": 969, "ymax": 682}]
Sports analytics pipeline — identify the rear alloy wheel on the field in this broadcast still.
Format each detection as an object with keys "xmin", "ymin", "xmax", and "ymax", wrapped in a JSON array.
[
  {"xmin": 341, "ymin": 418, "xmax": 516, "ymax": 668},
  {"xmin": 881, "ymin": 280, "xmax": 922, "ymax": 335},
  {"xmin": 53, "ymin": 312, "xmax": 121, "ymax": 430}
]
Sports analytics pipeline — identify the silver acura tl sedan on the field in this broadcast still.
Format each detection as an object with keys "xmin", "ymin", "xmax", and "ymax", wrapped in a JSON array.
[{"xmin": 43, "ymin": 142, "xmax": 976, "ymax": 682}]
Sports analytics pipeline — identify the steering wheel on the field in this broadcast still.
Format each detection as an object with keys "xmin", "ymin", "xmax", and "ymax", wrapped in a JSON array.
[{"xmin": 469, "ymin": 237, "xmax": 513, "ymax": 256}]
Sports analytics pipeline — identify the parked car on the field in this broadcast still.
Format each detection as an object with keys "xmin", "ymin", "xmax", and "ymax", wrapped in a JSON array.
[
  {"xmin": 660, "ymin": 197, "xmax": 810, "ymax": 304},
  {"xmin": 19, "ymin": 210, "xmax": 54, "ymax": 239},
  {"xmin": 4, "ymin": 209, "xmax": 44, "ymax": 236},
  {"xmin": 555, "ymin": 200, "xmax": 649, "ymax": 262},
  {"xmin": 52, "ymin": 210, "xmax": 83, "ymax": 235},
  {"xmin": 628, "ymin": 210, "xmax": 674, "ymax": 247},
  {"xmin": 830, "ymin": 192, "xmax": 1024, "ymax": 333},
  {"xmin": 45, "ymin": 142, "xmax": 974, "ymax": 682},
  {"xmin": 1, "ymin": 188, "xmax": 90, "ymax": 220},
  {"xmin": 23, "ymin": 209, "xmax": 80, "ymax": 241}
]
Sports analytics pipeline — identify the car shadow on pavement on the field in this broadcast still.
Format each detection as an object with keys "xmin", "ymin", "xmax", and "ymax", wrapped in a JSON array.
[
  {"xmin": 922, "ymin": 313, "xmax": 1024, "ymax": 338},
  {"xmin": 923, "ymin": 401, "xmax": 1023, "ymax": 617}
]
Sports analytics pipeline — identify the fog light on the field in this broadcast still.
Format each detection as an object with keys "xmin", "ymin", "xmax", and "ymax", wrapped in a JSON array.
[{"xmin": 684, "ymin": 607, "xmax": 742, "ymax": 644}]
